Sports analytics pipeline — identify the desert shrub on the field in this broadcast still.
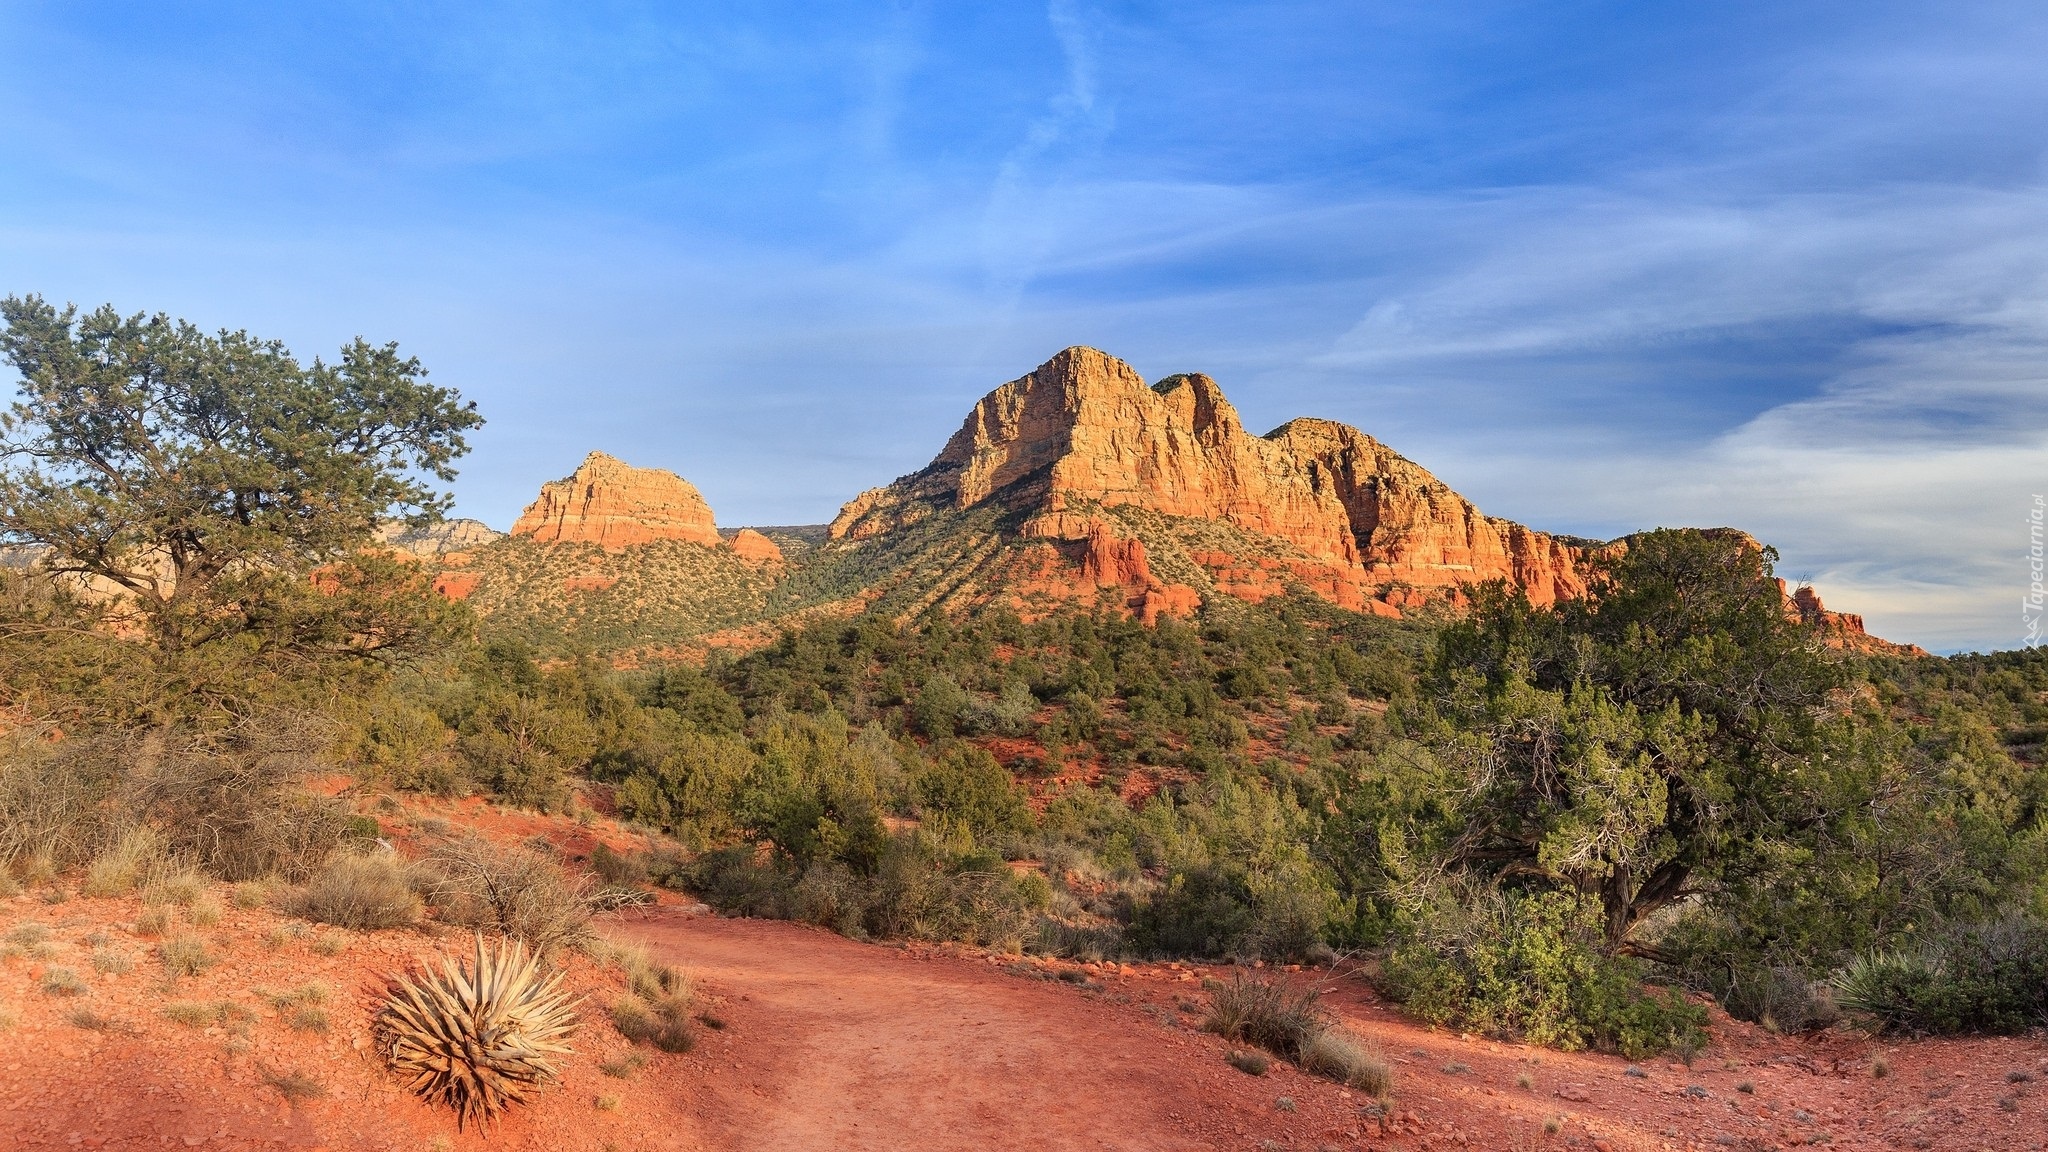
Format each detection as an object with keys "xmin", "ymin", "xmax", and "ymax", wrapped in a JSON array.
[
  {"xmin": 590, "ymin": 842, "xmax": 645, "ymax": 886},
  {"xmin": 1029, "ymin": 916, "xmax": 1125, "ymax": 960},
  {"xmin": 142, "ymin": 862, "xmax": 208, "ymax": 907},
  {"xmin": 1702, "ymin": 965, "xmax": 1840, "ymax": 1034},
  {"xmin": 290, "ymin": 852, "xmax": 421, "ymax": 930},
  {"xmin": 688, "ymin": 829, "xmax": 1043, "ymax": 950},
  {"xmin": 159, "ymin": 933, "xmax": 215, "ymax": 977},
  {"xmin": 913, "ymin": 673, "xmax": 968, "ymax": 738},
  {"xmin": 83, "ymin": 826, "xmax": 168, "ymax": 897},
  {"xmin": 1130, "ymin": 864, "xmax": 1255, "ymax": 958},
  {"xmin": 90, "ymin": 947, "xmax": 134, "ymax": 974},
  {"xmin": 40, "ymin": 966, "xmax": 87, "ymax": 996},
  {"xmin": 418, "ymin": 837, "xmax": 591, "ymax": 954},
  {"xmin": 1301, "ymin": 1028, "xmax": 1394, "ymax": 1096},
  {"xmin": 1381, "ymin": 887, "xmax": 1705, "ymax": 1058},
  {"xmin": 1204, "ymin": 972, "xmax": 1327, "ymax": 1061},
  {"xmin": 124, "ymin": 718, "xmax": 355, "ymax": 883},
  {"xmin": 685, "ymin": 844, "xmax": 795, "ymax": 919},
  {"xmin": 1830, "ymin": 918, "xmax": 2048, "ymax": 1035},
  {"xmin": 612, "ymin": 995, "xmax": 693, "ymax": 1053}
]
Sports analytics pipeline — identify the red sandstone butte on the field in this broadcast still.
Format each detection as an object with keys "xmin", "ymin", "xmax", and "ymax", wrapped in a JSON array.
[{"xmin": 511, "ymin": 451, "xmax": 724, "ymax": 550}]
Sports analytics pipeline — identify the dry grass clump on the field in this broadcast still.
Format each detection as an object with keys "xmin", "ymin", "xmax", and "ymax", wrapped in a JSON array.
[
  {"xmin": 263, "ymin": 983, "xmax": 331, "ymax": 1032},
  {"xmin": 83, "ymin": 826, "xmax": 167, "ymax": 898},
  {"xmin": 378, "ymin": 935, "xmax": 579, "ymax": 1128},
  {"xmin": 599, "ymin": 1051, "xmax": 648, "ymax": 1079},
  {"xmin": 5, "ymin": 922, "xmax": 53, "ymax": 959},
  {"xmin": 260, "ymin": 1065, "xmax": 326, "ymax": 1104},
  {"xmin": 601, "ymin": 942, "xmax": 695, "ymax": 1054},
  {"xmin": 1226, "ymin": 1049, "xmax": 1271, "ymax": 1076},
  {"xmin": 159, "ymin": 933, "xmax": 214, "ymax": 977},
  {"xmin": 418, "ymin": 838, "xmax": 590, "ymax": 955},
  {"xmin": 1205, "ymin": 972, "xmax": 1326, "ymax": 1059},
  {"xmin": 310, "ymin": 931, "xmax": 348, "ymax": 956},
  {"xmin": 134, "ymin": 906, "xmax": 173, "ymax": 937},
  {"xmin": 142, "ymin": 863, "xmax": 209, "ymax": 908},
  {"xmin": 89, "ymin": 946, "xmax": 135, "ymax": 975},
  {"xmin": 290, "ymin": 851, "xmax": 420, "ymax": 930},
  {"xmin": 231, "ymin": 881, "xmax": 272, "ymax": 910},
  {"xmin": 40, "ymin": 966, "xmax": 87, "ymax": 996},
  {"xmin": 1302, "ymin": 1028, "xmax": 1394, "ymax": 1095},
  {"xmin": 65, "ymin": 1005, "xmax": 116, "ymax": 1031},
  {"xmin": 163, "ymin": 999, "xmax": 255, "ymax": 1028},
  {"xmin": 1206, "ymin": 971, "xmax": 1396, "ymax": 1097}
]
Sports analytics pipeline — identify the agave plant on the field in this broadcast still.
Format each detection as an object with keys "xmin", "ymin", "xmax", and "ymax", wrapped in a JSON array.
[{"xmin": 378, "ymin": 934, "xmax": 579, "ymax": 1127}]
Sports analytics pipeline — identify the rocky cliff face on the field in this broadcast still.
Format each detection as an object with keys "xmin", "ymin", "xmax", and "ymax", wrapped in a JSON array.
[
  {"xmin": 510, "ymin": 451, "xmax": 723, "ymax": 549},
  {"xmin": 830, "ymin": 346, "xmax": 1592, "ymax": 615}
]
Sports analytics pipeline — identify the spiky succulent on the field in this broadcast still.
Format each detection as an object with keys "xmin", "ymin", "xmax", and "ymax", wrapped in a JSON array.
[{"xmin": 377, "ymin": 934, "xmax": 579, "ymax": 1127}]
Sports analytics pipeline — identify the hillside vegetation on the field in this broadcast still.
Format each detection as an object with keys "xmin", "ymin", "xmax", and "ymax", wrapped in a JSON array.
[{"xmin": 3, "ymin": 299, "xmax": 2042, "ymax": 1071}]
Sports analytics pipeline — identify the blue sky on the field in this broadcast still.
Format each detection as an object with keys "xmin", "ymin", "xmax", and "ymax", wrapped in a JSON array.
[{"xmin": 2, "ymin": 2, "xmax": 2043, "ymax": 652}]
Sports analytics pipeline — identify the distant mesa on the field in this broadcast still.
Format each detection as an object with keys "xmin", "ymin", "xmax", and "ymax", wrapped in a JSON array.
[
  {"xmin": 830, "ymin": 345, "xmax": 1590, "ymax": 618},
  {"xmin": 377, "ymin": 348, "xmax": 1906, "ymax": 654},
  {"xmin": 375, "ymin": 518, "xmax": 504, "ymax": 559},
  {"xmin": 727, "ymin": 528, "xmax": 784, "ymax": 565},
  {"xmin": 510, "ymin": 450, "xmax": 723, "ymax": 550}
]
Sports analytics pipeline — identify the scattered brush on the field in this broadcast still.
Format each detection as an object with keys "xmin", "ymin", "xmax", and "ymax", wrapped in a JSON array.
[
  {"xmin": 1206, "ymin": 971, "xmax": 1396, "ymax": 1096},
  {"xmin": 65, "ymin": 1005, "xmax": 116, "ymax": 1031},
  {"xmin": 612, "ymin": 996, "xmax": 694, "ymax": 1053},
  {"xmin": 82, "ymin": 826, "xmax": 167, "ymax": 898},
  {"xmin": 163, "ymin": 1000, "xmax": 254, "ymax": 1028},
  {"xmin": 417, "ymin": 838, "xmax": 591, "ymax": 955},
  {"xmin": 377, "ymin": 935, "xmax": 579, "ymax": 1129},
  {"xmin": 1304, "ymin": 1029, "xmax": 1395, "ymax": 1096},
  {"xmin": 40, "ymin": 966, "xmax": 87, "ymax": 996},
  {"xmin": 160, "ymin": 934, "xmax": 214, "ymax": 977},
  {"xmin": 291, "ymin": 852, "xmax": 420, "ymax": 930},
  {"xmin": 4, "ymin": 923, "xmax": 49, "ymax": 948},
  {"xmin": 89, "ymin": 947, "xmax": 134, "ymax": 975},
  {"xmin": 142, "ymin": 864, "xmax": 208, "ymax": 908},
  {"xmin": 259, "ymin": 1065, "xmax": 326, "ymax": 1105},
  {"xmin": 1204, "ymin": 972, "xmax": 1326, "ymax": 1063}
]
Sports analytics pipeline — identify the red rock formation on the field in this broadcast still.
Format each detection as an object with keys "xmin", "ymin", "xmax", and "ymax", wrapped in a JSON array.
[
  {"xmin": 432, "ymin": 571, "xmax": 481, "ymax": 601},
  {"xmin": 729, "ymin": 528, "xmax": 785, "ymax": 565},
  {"xmin": 511, "ymin": 451, "xmax": 722, "ymax": 550},
  {"xmin": 1076, "ymin": 519, "xmax": 1200, "ymax": 624},
  {"xmin": 831, "ymin": 346, "xmax": 1591, "ymax": 613}
]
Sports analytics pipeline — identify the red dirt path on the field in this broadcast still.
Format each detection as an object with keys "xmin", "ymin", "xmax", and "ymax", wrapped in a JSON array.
[{"xmin": 616, "ymin": 909, "xmax": 2048, "ymax": 1152}]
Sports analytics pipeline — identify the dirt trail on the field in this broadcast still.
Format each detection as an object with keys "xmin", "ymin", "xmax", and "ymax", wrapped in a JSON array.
[
  {"xmin": 613, "ymin": 911, "xmax": 1379, "ymax": 1152},
  {"xmin": 617, "ymin": 909, "xmax": 2048, "ymax": 1152}
]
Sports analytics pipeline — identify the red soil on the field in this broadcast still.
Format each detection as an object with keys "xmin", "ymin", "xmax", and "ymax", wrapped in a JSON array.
[{"xmin": 5, "ymin": 796, "xmax": 2045, "ymax": 1152}]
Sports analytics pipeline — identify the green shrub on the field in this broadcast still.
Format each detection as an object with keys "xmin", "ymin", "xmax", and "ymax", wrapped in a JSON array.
[
  {"xmin": 1830, "ymin": 918, "xmax": 2048, "ymax": 1035},
  {"xmin": 1381, "ymin": 887, "xmax": 1705, "ymax": 1058}
]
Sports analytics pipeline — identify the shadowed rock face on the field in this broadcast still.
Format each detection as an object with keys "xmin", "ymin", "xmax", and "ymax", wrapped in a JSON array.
[
  {"xmin": 830, "ymin": 346, "xmax": 1591, "ymax": 608},
  {"xmin": 511, "ymin": 451, "xmax": 722, "ymax": 549}
]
